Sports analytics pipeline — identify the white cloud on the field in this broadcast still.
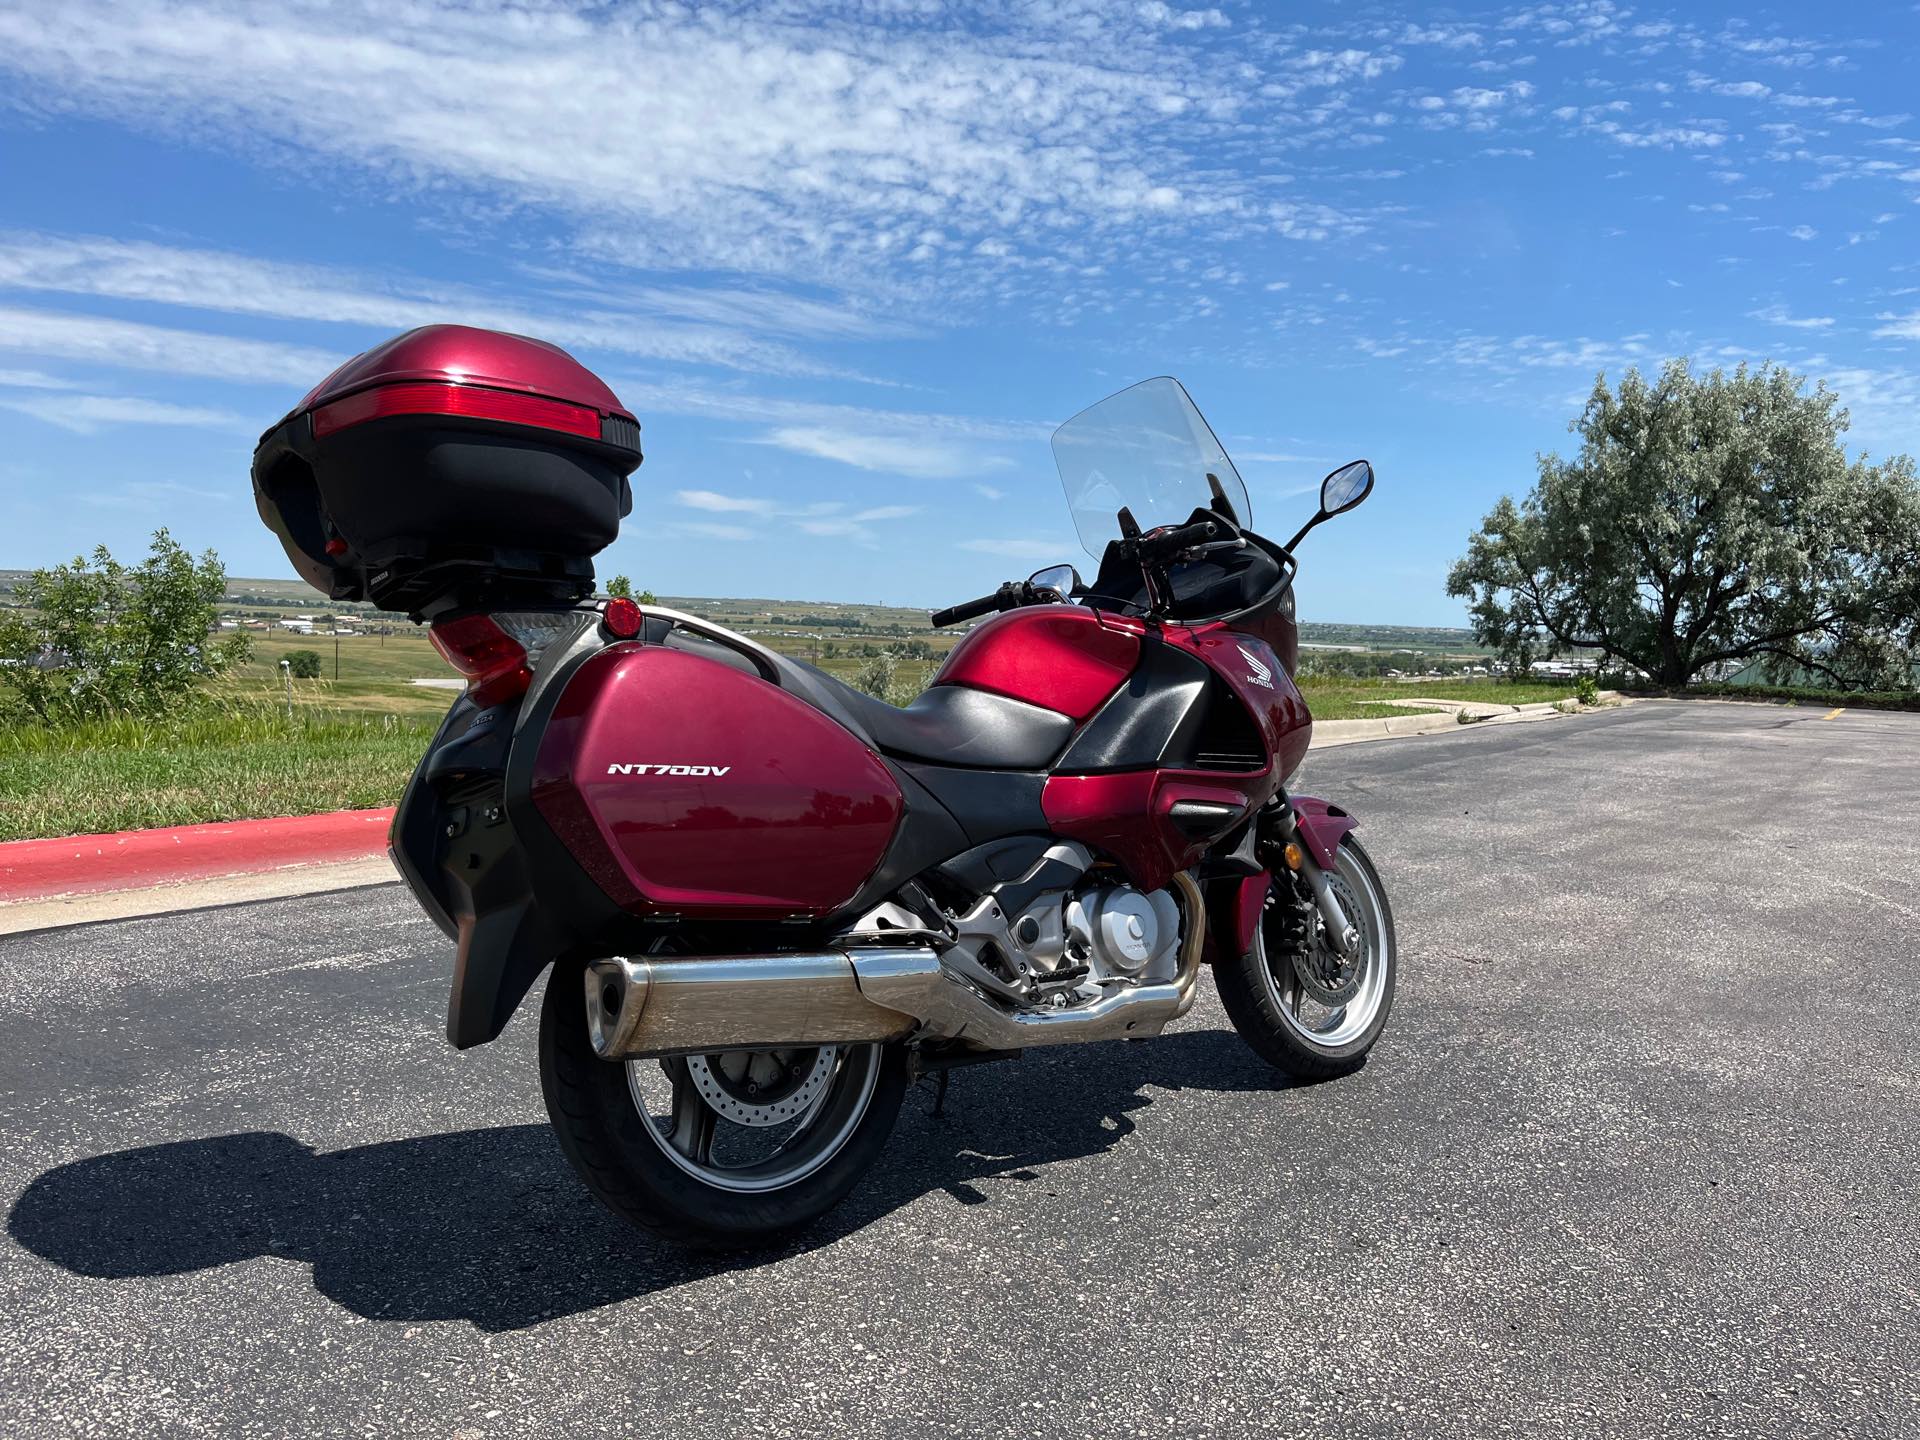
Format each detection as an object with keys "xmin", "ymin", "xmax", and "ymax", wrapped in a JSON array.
[
  {"xmin": 669, "ymin": 521, "xmax": 758, "ymax": 543},
  {"xmin": 756, "ymin": 426, "xmax": 1012, "ymax": 480},
  {"xmin": 1871, "ymin": 312, "xmax": 1920, "ymax": 340},
  {"xmin": 0, "ymin": 304, "xmax": 341, "ymax": 385},
  {"xmin": 1789, "ymin": 225, "xmax": 1819, "ymax": 240},
  {"xmin": 958, "ymin": 538, "xmax": 1073, "ymax": 561},
  {"xmin": 0, "ymin": 232, "xmax": 862, "ymax": 377},
  {"xmin": 1750, "ymin": 304, "xmax": 1834, "ymax": 329},
  {"xmin": 669, "ymin": 489, "xmax": 918, "ymax": 545},
  {"xmin": 0, "ymin": 1, "xmax": 1291, "ymax": 294},
  {"xmin": 0, "ymin": 367, "xmax": 81, "ymax": 390},
  {"xmin": 676, "ymin": 489, "xmax": 778, "ymax": 515},
  {"xmin": 0, "ymin": 391, "xmax": 250, "ymax": 434}
]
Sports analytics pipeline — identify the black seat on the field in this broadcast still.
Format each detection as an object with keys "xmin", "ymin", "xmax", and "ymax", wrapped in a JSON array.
[
  {"xmin": 783, "ymin": 660, "xmax": 1071, "ymax": 769},
  {"xmin": 657, "ymin": 624, "xmax": 1073, "ymax": 769},
  {"xmin": 818, "ymin": 676, "xmax": 1073, "ymax": 769}
]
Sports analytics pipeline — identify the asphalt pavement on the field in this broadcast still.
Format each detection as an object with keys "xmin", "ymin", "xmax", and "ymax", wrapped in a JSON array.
[{"xmin": 2, "ymin": 700, "xmax": 1916, "ymax": 1439}]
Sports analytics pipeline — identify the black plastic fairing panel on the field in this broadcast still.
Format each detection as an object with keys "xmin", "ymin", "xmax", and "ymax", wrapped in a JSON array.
[
  {"xmin": 838, "ymin": 760, "xmax": 973, "ymax": 918},
  {"xmin": 933, "ymin": 836, "xmax": 1054, "ymax": 897},
  {"xmin": 1057, "ymin": 637, "xmax": 1212, "ymax": 772},
  {"xmin": 896, "ymin": 763, "xmax": 1049, "ymax": 848}
]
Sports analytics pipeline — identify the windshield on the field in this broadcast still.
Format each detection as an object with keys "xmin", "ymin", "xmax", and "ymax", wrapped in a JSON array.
[{"xmin": 1051, "ymin": 377, "xmax": 1252, "ymax": 558}]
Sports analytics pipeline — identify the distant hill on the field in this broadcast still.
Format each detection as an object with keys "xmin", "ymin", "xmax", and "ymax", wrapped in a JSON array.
[{"xmin": 0, "ymin": 570, "xmax": 1482, "ymax": 654}]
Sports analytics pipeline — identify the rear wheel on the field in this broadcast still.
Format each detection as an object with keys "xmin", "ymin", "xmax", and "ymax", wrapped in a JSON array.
[
  {"xmin": 1215, "ymin": 834, "xmax": 1396, "ymax": 1080},
  {"xmin": 538, "ymin": 962, "xmax": 908, "ymax": 1249}
]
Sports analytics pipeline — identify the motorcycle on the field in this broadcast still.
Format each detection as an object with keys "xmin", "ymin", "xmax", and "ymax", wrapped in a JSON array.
[{"xmin": 251, "ymin": 327, "xmax": 1395, "ymax": 1248}]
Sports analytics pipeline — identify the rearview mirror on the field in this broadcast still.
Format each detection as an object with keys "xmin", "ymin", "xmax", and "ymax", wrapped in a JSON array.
[
  {"xmin": 1321, "ymin": 460, "xmax": 1373, "ymax": 516},
  {"xmin": 1027, "ymin": 564, "xmax": 1082, "ymax": 601}
]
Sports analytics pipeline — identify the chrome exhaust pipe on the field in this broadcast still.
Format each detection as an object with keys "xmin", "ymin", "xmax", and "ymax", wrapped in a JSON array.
[
  {"xmin": 586, "ymin": 874, "xmax": 1208, "ymax": 1062},
  {"xmin": 585, "ymin": 949, "xmax": 931, "ymax": 1060}
]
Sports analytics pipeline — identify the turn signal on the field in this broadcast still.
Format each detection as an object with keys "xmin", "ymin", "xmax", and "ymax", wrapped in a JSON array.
[{"xmin": 1281, "ymin": 841, "xmax": 1305, "ymax": 871}]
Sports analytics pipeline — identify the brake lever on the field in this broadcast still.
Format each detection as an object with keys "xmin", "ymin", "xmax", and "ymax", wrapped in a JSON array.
[{"xmin": 1184, "ymin": 538, "xmax": 1247, "ymax": 557}]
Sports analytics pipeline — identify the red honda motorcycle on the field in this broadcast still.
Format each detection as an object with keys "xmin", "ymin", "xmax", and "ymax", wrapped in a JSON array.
[{"xmin": 252, "ymin": 327, "xmax": 1395, "ymax": 1248}]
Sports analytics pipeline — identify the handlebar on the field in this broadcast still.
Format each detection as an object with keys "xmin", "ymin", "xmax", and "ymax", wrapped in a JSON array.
[
  {"xmin": 929, "ymin": 580, "xmax": 1027, "ymax": 629},
  {"xmin": 1130, "ymin": 517, "xmax": 1220, "ymax": 559}
]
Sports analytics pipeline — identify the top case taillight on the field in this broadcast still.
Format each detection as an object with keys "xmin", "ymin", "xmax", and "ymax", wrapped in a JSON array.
[{"xmin": 429, "ymin": 610, "xmax": 585, "ymax": 708}]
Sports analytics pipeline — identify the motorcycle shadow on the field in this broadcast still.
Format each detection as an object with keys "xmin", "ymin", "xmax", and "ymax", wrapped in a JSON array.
[{"xmin": 8, "ymin": 1026, "xmax": 1302, "ymax": 1332}]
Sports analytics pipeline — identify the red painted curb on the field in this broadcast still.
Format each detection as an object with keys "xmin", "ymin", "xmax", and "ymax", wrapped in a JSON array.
[{"xmin": 0, "ymin": 808, "xmax": 397, "ymax": 904}]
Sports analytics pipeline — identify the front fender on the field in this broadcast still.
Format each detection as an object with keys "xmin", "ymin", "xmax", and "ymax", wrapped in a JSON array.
[{"xmin": 1290, "ymin": 795, "xmax": 1358, "ymax": 871}]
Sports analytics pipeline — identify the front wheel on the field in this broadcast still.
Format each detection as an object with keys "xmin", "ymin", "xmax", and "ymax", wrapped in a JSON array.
[
  {"xmin": 538, "ymin": 962, "xmax": 909, "ymax": 1249},
  {"xmin": 1215, "ymin": 834, "xmax": 1397, "ymax": 1080}
]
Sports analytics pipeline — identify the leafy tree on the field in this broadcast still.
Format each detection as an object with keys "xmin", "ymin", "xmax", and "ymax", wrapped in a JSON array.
[
  {"xmin": 285, "ymin": 649, "xmax": 323, "ymax": 679},
  {"xmin": 604, "ymin": 575, "xmax": 658, "ymax": 605},
  {"xmin": 0, "ymin": 529, "xmax": 250, "ymax": 722},
  {"xmin": 1448, "ymin": 361, "xmax": 1920, "ymax": 688}
]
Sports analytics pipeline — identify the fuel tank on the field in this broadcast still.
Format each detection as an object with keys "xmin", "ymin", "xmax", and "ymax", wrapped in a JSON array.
[
  {"xmin": 530, "ymin": 645, "xmax": 902, "ymax": 916},
  {"xmin": 934, "ymin": 604, "xmax": 1141, "ymax": 719}
]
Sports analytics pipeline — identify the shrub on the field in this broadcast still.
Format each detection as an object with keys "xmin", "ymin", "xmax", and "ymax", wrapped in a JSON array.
[
  {"xmin": 0, "ymin": 529, "xmax": 250, "ymax": 723},
  {"xmin": 285, "ymin": 649, "xmax": 323, "ymax": 679},
  {"xmin": 1576, "ymin": 673, "xmax": 1600, "ymax": 706}
]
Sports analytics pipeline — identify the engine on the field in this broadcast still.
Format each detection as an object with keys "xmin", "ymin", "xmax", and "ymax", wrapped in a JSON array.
[{"xmin": 942, "ymin": 842, "xmax": 1186, "ymax": 1006}]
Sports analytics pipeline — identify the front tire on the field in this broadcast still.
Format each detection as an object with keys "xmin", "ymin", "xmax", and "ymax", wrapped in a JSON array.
[
  {"xmin": 538, "ymin": 961, "xmax": 909, "ymax": 1250},
  {"xmin": 1215, "ymin": 834, "xmax": 1397, "ymax": 1080}
]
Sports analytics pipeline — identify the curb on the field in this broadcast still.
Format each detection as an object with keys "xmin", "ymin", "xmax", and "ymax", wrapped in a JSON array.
[
  {"xmin": 1310, "ymin": 712, "xmax": 1458, "ymax": 747},
  {"xmin": 0, "ymin": 807, "xmax": 397, "ymax": 907}
]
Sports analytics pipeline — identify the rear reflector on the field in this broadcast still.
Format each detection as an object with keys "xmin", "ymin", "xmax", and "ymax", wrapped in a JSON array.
[
  {"xmin": 312, "ymin": 382, "xmax": 600, "ymax": 440},
  {"xmin": 602, "ymin": 596, "xmax": 643, "ymax": 638}
]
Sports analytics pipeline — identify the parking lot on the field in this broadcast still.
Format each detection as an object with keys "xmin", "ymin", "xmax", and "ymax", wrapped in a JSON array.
[{"xmin": 2, "ymin": 700, "xmax": 1916, "ymax": 1438}]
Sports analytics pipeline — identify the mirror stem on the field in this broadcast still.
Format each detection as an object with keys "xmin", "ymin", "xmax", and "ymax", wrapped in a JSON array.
[{"xmin": 1282, "ymin": 511, "xmax": 1327, "ymax": 554}]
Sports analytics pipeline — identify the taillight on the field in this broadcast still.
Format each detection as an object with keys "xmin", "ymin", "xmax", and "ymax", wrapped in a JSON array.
[
  {"xmin": 429, "ymin": 614, "xmax": 530, "ymax": 708},
  {"xmin": 427, "ymin": 610, "xmax": 583, "ymax": 707},
  {"xmin": 312, "ymin": 382, "xmax": 600, "ymax": 440}
]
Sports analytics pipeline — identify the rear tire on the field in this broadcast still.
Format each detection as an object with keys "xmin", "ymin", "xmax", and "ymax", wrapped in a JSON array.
[
  {"xmin": 538, "ymin": 960, "xmax": 909, "ymax": 1250},
  {"xmin": 1215, "ymin": 834, "xmax": 1396, "ymax": 1081}
]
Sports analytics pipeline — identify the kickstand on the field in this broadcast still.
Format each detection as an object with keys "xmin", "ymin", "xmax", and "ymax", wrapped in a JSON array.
[{"xmin": 931, "ymin": 1068, "xmax": 951, "ymax": 1118}]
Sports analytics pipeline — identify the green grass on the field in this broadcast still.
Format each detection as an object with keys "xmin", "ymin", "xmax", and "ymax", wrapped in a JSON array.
[
  {"xmin": 1295, "ymin": 675, "xmax": 1582, "ymax": 721},
  {"xmin": 0, "ymin": 705, "xmax": 438, "ymax": 841}
]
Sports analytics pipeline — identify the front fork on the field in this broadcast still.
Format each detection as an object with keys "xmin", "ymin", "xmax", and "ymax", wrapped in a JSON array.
[{"xmin": 1269, "ymin": 805, "xmax": 1361, "ymax": 959}]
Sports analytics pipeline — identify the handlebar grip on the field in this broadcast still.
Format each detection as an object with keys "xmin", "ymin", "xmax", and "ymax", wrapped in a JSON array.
[
  {"xmin": 929, "ymin": 591, "xmax": 1005, "ymax": 628},
  {"xmin": 1156, "ymin": 518, "xmax": 1220, "ymax": 552}
]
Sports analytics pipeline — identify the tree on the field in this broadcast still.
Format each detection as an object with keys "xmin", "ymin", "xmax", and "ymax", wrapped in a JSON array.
[
  {"xmin": 285, "ymin": 649, "xmax": 323, "ymax": 679},
  {"xmin": 1448, "ymin": 361, "xmax": 1920, "ymax": 688},
  {"xmin": 604, "ymin": 575, "xmax": 659, "ymax": 605},
  {"xmin": 0, "ymin": 529, "xmax": 251, "ymax": 722}
]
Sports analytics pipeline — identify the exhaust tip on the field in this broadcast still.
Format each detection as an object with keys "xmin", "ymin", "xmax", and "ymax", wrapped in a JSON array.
[{"xmin": 584, "ymin": 958, "xmax": 646, "ymax": 1058}]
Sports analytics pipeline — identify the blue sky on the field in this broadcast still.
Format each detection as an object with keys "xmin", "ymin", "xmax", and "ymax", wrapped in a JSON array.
[{"xmin": 1, "ymin": 0, "xmax": 1916, "ymax": 626}]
